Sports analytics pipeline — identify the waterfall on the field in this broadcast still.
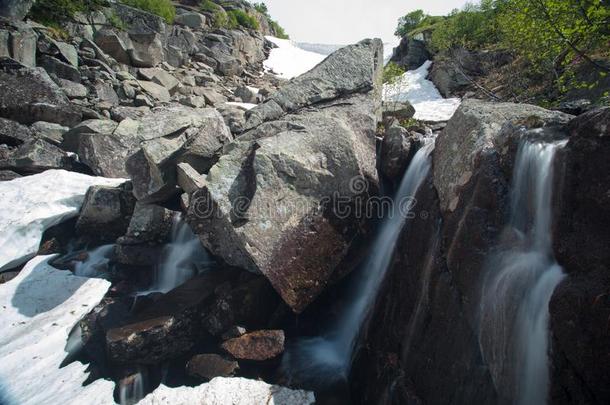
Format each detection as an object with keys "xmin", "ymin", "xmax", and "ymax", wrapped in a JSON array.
[
  {"xmin": 119, "ymin": 369, "xmax": 145, "ymax": 405},
  {"xmin": 284, "ymin": 138, "xmax": 435, "ymax": 386},
  {"xmin": 73, "ymin": 244, "xmax": 114, "ymax": 277},
  {"xmin": 479, "ymin": 140, "xmax": 567, "ymax": 405},
  {"xmin": 149, "ymin": 214, "xmax": 212, "ymax": 293}
]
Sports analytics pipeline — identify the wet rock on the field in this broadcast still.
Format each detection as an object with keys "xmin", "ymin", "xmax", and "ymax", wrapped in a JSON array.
[
  {"xmin": 379, "ymin": 125, "xmax": 418, "ymax": 181},
  {"xmin": 115, "ymin": 202, "xmax": 174, "ymax": 266},
  {"xmin": 221, "ymin": 330, "xmax": 285, "ymax": 361},
  {"xmin": 0, "ymin": 60, "xmax": 81, "ymax": 126},
  {"xmin": 126, "ymin": 106, "xmax": 232, "ymax": 203},
  {"xmin": 186, "ymin": 354, "xmax": 239, "ymax": 380},
  {"xmin": 76, "ymin": 184, "xmax": 135, "ymax": 243}
]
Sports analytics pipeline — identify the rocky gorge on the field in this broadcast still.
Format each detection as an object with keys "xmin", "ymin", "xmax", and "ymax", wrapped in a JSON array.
[{"xmin": 0, "ymin": 1, "xmax": 608, "ymax": 405}]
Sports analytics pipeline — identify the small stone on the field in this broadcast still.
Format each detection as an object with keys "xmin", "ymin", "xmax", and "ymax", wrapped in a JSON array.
[{"xmin": 221, "ymin": 330, "xmax": 285, "ymax": 361}]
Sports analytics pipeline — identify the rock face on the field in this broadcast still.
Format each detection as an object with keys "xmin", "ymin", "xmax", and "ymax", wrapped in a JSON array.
[
  {"xmin": 0, "ymin": 60, "xmax": 81, "ymax": 126},
  {"xmin": 352, "ymin": 100, "xmax": 573, "ymax": 405},
  {"xmin": 187, "ymin": 354, "xmax": 239, "ymax": 380},
  {"xmin": 390, "ymin": 36, "xmax": 430, "ymax": 70},
  {"xmin": 187, "ymin": 40, "xmax": 383, "ymax": 313},
  {"xmin": 221, "ymin": 330, "xmax": 285, "ymax": 361},
  {"xmin": 549, "ymin": 107, "xmax": 610, "ymax": 404},
  {"xmin": 379, "ymin": 125, "xmax": 418, "ymax": 181}
]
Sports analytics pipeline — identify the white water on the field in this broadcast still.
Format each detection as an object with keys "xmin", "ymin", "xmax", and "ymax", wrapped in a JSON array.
[
  {"xmin": 284, "ymin": 138, "xmax": 435, "ymax": 385},
  {"xmin": 149, "ymin": 214, "xmax": 212, "ymax": 294},
  {"xmin": 383, "ymin": 60, "xmax": 461, "ymax": 122},
  {"xmin": 74, "ymin": 245, "xmax": 114, "ymax": 277},
  {"xmin": 119, "ymin": 370, "xmax": 145, "ymax": 405},
  {"xmin": 479, "ymin": 140, "xmax": 567, "ymax": 405}
]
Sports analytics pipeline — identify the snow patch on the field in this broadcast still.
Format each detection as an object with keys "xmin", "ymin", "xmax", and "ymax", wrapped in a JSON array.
[
  {"xmin": 383, "ymin": 60, "xmax": 461, "ymax": 122},
  {"xmin": 139, "ymin": 377, "xmax": 315, "ymax": 405},
  {"xmin": 0, "ymin": 255, "xmax": 115, "ymax": 405},
  {"xmin": 0, "ymin": 170, "xmax": 125, "ymax": 271},
  {"xmin": 264, "ymin": 36, "xmax": 327, "ymax": 79},
  {"xmin": 225, "ymin": 101, "xmax": 258, "ymax": 110}
]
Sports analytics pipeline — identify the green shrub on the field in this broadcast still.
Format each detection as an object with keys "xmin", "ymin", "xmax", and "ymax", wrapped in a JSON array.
[
  {"xmin": 253, "ymin": 2, "xmax": 267, "ymax": 14},
  {"xmin": 120, "ymin": 0, "xmax": 176, "ymax": 23},
  {"xmin": 226, "ymin": 9, "xmax": 259, "ymax": 30},
  {"xmin": 199, "ymin": 0, "xmax": 221, "ymax": 13},
  {"xmin": 29, "ymin": 0, "xmax": 107, "ymax": 25},
  {"xmin": 270, "ymin": 20, "xmax": 289, "ymax": 39},
  {"xmin": 383, "ymin": 62, "xmax": 405, "ymax": 84},
  {"xmin": 395, "ymin": 9, "xmax": 425, "ymax": 38}
]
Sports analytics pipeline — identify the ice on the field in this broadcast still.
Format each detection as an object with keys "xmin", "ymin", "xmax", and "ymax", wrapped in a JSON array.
[
  {"xmin": 0, "ymin": 170, "xmax": 125, "ymax": 271},
  {"xmin": 383, "ymin": 60, "xmax": 461, "ymax": 122}
]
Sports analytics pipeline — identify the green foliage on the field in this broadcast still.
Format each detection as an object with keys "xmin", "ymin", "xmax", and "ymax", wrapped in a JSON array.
[
  {"xmin": 199, "ymin": 0, "xmax": 221, "ymax": 13},
  {"xmin": 270, "ymin": 19, "xmax": 289, "ymax": 39},
  {"xmin": 395, "ymin": 9, "xmax": 426, "ymax": 37},
  {"xmin": 226, "ymin": 9, "xmax": 259, "ymax": 30},
  {"xmin": 29, "ymin": 0, "xmax": 107, "ymax": 25},
  {"xmin": 107, "ymin": 11, "xmax": 127, "ymax": 30},
  {"xmin": 120, "ymin": 0, "xmax": 176, "ymax": 23},
  {"xmin": 253, "ymin": 2, "xmax": 268, "ymax": 14},
  {"xmin": 383, "ymin": 62, "xmax": 405, "ymax": 84}
]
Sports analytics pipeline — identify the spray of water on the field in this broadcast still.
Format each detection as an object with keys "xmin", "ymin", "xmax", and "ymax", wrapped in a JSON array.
[
  {"xmin": 479, "ymin": 140, "xmax": 567, "ymax": 405},
  {"xmin": 119, "ymin": 369, "xmax": 145, "ymax": 405},
  {"xmin": 73, "ymin": 245, "xmax": 114, "ymax": 277},
  {"xmin": 283, "ymin": 139, "xmax": 436, "ymax": 386}
]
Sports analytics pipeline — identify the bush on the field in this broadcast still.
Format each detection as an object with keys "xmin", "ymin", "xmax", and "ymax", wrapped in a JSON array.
[
  {"xmin": 226, "ymin": 9, "xmax": 259, "ymax": 30},
  {"xmin": 270, "ymin": 20, "xmax": 289, "ymax": 39},
  {"xmin": 29, "ymin": 0, "xmax": 107, "ymax": 25},
  {"xmin": 120, "ymin": 0, "xmax": 176, "ymax": 23},
  {"xmin": 395, "ymin": 9, "xmax": 425, "ymax": 38},
  {"xmin": 383, "ymin": 62, "xmax": 405, "ymax": 84}
]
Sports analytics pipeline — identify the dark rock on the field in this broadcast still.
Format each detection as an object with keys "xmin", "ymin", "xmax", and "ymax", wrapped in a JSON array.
[
  {"xmin": 390, "ymin": 36, "xmax": 430, "ymax": 70},
  {"xmin": 76, "ymin": 184, "xmax": 136, "ymax": 243},
  {"xmin": 0, "ymin": 60, "xmax": 81, "ymax": 126},
  {"xmin": 556, "ymin": 99, "xmax": 593, "ymax": 116},
  {"xmin": 379, "ymin": 125, "xmax": 418, "ymax": 181},
  {"xmin": 0, "ymin": 0, "xmax": 35, "ymax": 20},
  {"xmin": 221, "ymin": 330, "xmax": 285, "ymax": 361},
  {"xmin": 221, "ymin": 325, "xmax": 247, "ymax": 341},
  {"xmin": 38, "ymin": 55, "xmax": 81, "ymax": 82},
  {"xmin": 0, "ymin": 169, "xmax": 19, "ymax": 180},
  {"xmin": 382, "ymin": 101, "xmax": 416, "ymax": 122},
  {"xmin": 186, "ymin": 354, "xmax": 239, "ymax": 380}
]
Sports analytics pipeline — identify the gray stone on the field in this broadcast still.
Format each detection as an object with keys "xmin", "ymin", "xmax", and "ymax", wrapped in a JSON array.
[
  {"xmin": 128, "ymin": 32, "xmax": 164, "ymax": 68},
  {"xmin": 58, "ymin": 78, "xmax": 88, "ymax": 98},
  {"xmin": 177, "ymin": 162, "xmax": 205, "ymax": 194},
  {"xmin": 138, "ymin": 67, "xmax": 180, "ymax": 95},
  {"xmin": 31, "ymin": 121, "xmax": 68, "ymax": 145},
  {"xmin": 390, "ymin": 36, "xmax": 431, "ymax": 70},
  {"xmin": 186, "ymin": 354, "xmax": 238, "ymax": 381},
  {"xmin": 179, "ymin": 95, "xmax": 206, "ymax": 108},
  {"xmin": 53, "ymin": 41, "xmax": 79, "ymax": 67},
  {"xmin": 126, "ymin": 106, "xmax": 232, "ymax": 202},
  {"xmin": 0, "ymin": 117, "xmax": 32, "ymax": 146},
  {"xmin": 138, "ymin": 80, "xmax": 170, "ymax": 102},
  {"xmin": 380, "ymin": 125, "xmax": 418, "ymax": 181},
  {"xmin": 175, "ymin": 12, "xmax": 207, "ymax": 29},
  {"xmin": 8, "ymin": 26, "xmax": 36, "ymax": 67},
  {"xmin": 39, "ymin": 55, "xmax": 81, "ymax": 82},
  {"xmin": 0, "ymin": 61, "xmax": 81, "ymax": 126},
  {"xmin": 0, "ymin": 139, "xmax": 69, "ymax": 173},
  {"xmin": 94, "ymin": 83, "xmax": 120, "ymax": 105},
  {"xmin": 234, "ymin": 85, "xmax": 257, "ymax": 104},
  {"xmin": 0, "ymin": 169, "xmax": 20, "ymax": 181},
  {"xmin": 110, "ymin": 105, "xmax": 150, "ymax": 122},
  {"xmin": 94, "ymin": 29, "xmax": 131, "ymax": 65},
  {"xmin": 76, "ymin": 184, "xmax": 135, "ymax": 242},
  {"xmin": 382, "ymin": 101, "xmax": 416, "ymax": 122},
  {"xmin": 194, "ymin": 87, "xmax": 227, "ymax": 106}
]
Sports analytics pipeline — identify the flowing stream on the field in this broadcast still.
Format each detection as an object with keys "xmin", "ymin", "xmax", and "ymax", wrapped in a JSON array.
[
  {"xmin": 284, "ymin": 138, "xmax": 435, "ymax": 385},
  {"xmin": 479, "ymin": 139, "xmax": 567, "ymax": 405}
]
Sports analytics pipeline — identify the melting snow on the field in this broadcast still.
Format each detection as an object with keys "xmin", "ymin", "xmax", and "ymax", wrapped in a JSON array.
[
  {"xmin": 0, "ymin": 255, "xmax": 115, "ymax": 405},
  {"xmin": 383, "ymin": 60, "xmax": 461, "ymax": 122},
  {"xmin": 225, "ymin": 101, "xmax": 258, "ymax": 110},
  {"xmin": 264, "ymin": 36, "xmax": 327, "ymax": 79},
  {"xmin": 0, "ymin": 170, "xmax": 125, "ymax": 271}
]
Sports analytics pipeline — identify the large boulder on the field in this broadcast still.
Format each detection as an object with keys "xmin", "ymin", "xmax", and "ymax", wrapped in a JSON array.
[
  {"xmin": 187, "ymin": 40, "xmax": 383, "ymax": 313},
  {"xmin": 0, "ymin": 20, "xmax": 36, "ymax": 67},
  {"xmin": 126, "ymin": 106, "xmax": 232, "ymax": 202},
  {"xmin": 243, "ymin": 39, "xmax": 384, "ymax": 130},
  {"xmin": 379, "ymin": 125, "xmax": 418, "ymax": 181},
  {"xmin": 0, "ymin": 139, "xmax": 70, "ymax": 174},
  {"xmin": 0, "ymin": 59, "xmax": 81, "ymax": 126}
]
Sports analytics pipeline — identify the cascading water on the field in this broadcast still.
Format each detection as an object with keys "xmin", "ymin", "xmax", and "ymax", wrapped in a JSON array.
[
  {"xmin": 119, "ymin": 369, "xmax": 145, "ymax": 405},
  {"xmin": 149, "ymin": 214, "xmax": 212, "ymax": 293},
  {"xmin": 479, "ymin": 139, "xmax": 567, "ymax": 405},
  {"xmin": 284, "ymin": 138, "xmax": 435, "ymax": 385},
  {"xmin": 73, "ymin": 244, "xmax": 114, "ymax": 277}
]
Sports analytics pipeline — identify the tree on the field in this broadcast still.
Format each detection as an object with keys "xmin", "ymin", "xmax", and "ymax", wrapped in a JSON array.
[{"xmin": 395, "ymin": 9, "xmax": 426, "ymax": 37}]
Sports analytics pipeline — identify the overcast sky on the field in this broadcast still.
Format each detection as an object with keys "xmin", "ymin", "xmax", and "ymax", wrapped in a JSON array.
[{"xmin": 260, "ymin": 0, "xmax": 473, "ymax": 45}]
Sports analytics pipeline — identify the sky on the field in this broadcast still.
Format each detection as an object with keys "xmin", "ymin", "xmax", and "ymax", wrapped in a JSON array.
[{"xmin": 260, "ymin": 0, "xmax": 473, "ymax": 45}]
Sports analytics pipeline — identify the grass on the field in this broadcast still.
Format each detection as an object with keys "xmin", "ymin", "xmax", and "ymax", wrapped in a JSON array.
[{"xmin": 120, "ymin": 0, "xmax": 176, "ymax": 23}]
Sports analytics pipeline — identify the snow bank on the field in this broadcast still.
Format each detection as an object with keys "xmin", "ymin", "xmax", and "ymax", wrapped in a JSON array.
[
  {"xmin": 225, "ymin": 101, "xmax": 258, "ymax": 110},
  {"xmin": 0, "ymin": 170, "xmax": 125, "ymax": 271},
  {"xmin": 139, "ymin": 377, "xmax": 315, "ymax": 405},
  {"xmin": 264, "ymin": 36, "xmax": 327, "ymax": 79},
  {"xmin": 0, "ymin": 255, "xmax": 115, "ymax": 405},
  {"xmin": 383, "ymin": 60, "xmax": 461, "ymax": 122}
]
